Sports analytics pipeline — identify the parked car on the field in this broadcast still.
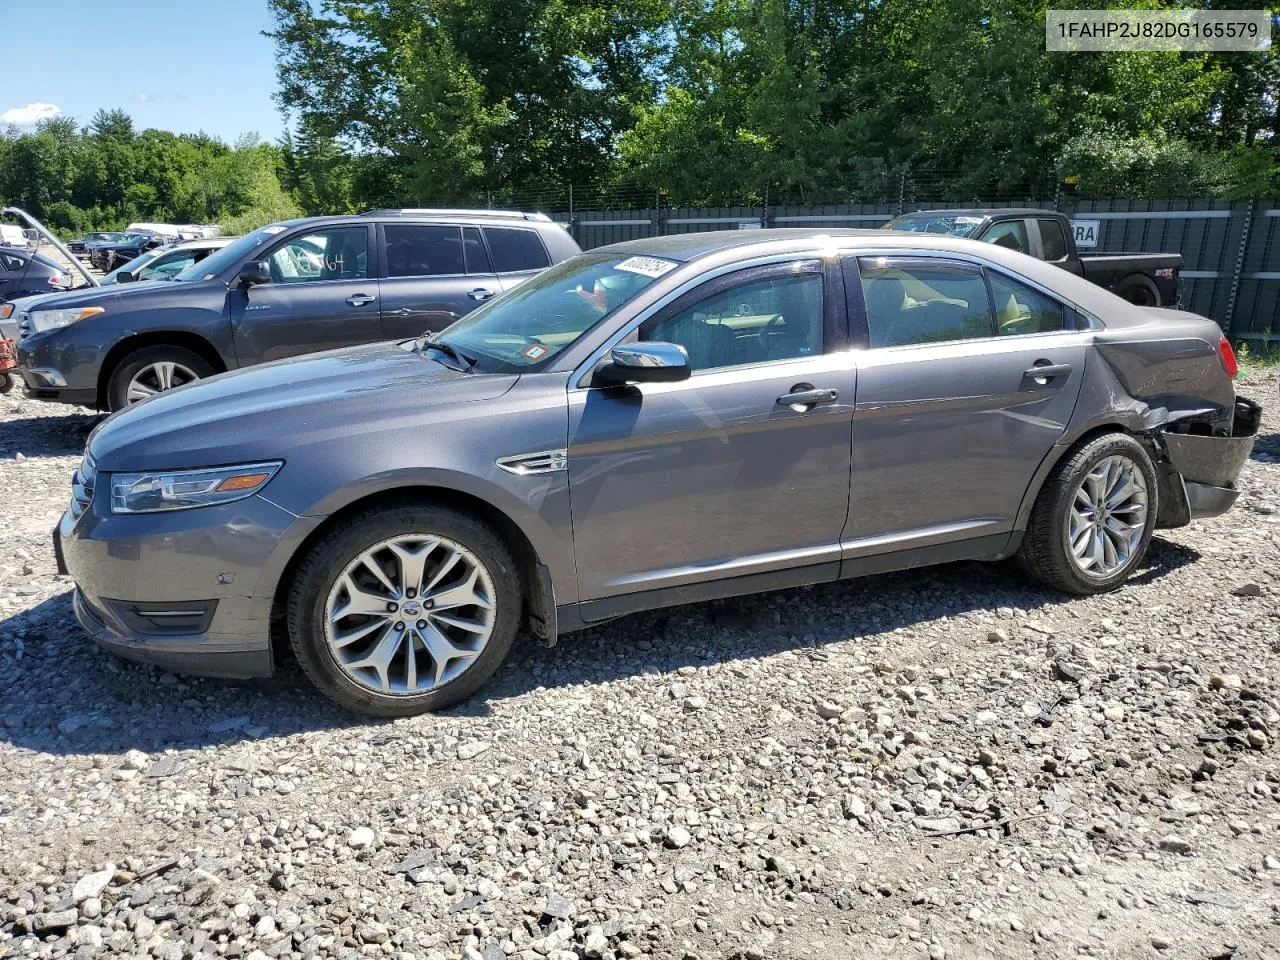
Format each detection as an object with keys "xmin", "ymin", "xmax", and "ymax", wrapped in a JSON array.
[
  {"xmin": 55, "ymin": 228, "xmax": 1258, "ymax": 715},
  {"xmin": 0, "ymin": 247, "xmax": 71, "ymax": 303},
  {"xmin": 884, "ymin": 208, "xmax": 1182, "ymax": 306},
  {"xmin": 68, "ymin": 232, "xmax": 129, "ymax": 259},
  {"xmin": 1, "ymin": 237, "xmax": 237, "ymax": 341},
  {"xmin": 88, "ymin": 231, "xmax": 176, "ymax": 272},
  {"xmin": 18, "ymin": 210, "xmax": 580, "ymax": 410}
]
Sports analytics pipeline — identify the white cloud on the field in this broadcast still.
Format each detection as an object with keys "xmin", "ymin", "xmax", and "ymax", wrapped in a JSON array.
[
  {"xmin": 135, "ymin": 93, "xmax": 150, "ymax": 103},
  {"xmin": 0, "ymin": 102, "xmax": 61, "ymax": 126}
]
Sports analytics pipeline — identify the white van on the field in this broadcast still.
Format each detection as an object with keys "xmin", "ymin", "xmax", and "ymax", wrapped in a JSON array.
[{"xmin": 0, "ymin": 225, "xmax": 31, "ymax": 248}]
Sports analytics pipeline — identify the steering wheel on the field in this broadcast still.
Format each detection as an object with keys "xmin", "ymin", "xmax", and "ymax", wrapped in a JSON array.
[{"xmin": 756, "ymin": 313, "xmax": 786, "ymax": 355}]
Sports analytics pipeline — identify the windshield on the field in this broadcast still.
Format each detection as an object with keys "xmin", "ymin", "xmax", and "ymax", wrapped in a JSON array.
[
  {"xmin": 437, "ymin": 253, "xmax": 677, "ymax": 371},
  {"xmin": 174, "ymin": 226, "xmax": 283, "ymax": 282},
  {"xmin": 884, "ymin": 214, "xmax": 985, "ymax": 237}
]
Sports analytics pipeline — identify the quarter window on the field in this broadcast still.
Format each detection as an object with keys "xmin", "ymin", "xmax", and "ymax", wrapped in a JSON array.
[
  {"xmin": 642, "ymin": 270, "xmax": 823, "ymax": 372},
  {"xmin": 384, "ymin": 224, "xmax": 464, "ymax": 277},
  {"xmin": 978, "ymin": 220, "xmax": 1029, "ymax": 253},
  {"xmin": 1038, "ymin": 219, "xmax": 1068, "ymax": 261},
  {"xmin": 485, "ymin": 227, "xmax": 550, "ymax": 272},
  {"xmin": 859, "ymin": 258, "xmax": 994, "ymax": 347},
  {"xmin": 266, "ymin": 227, "xmax": 368, "ymax": 283},
  {"xmin": 989, "ymin": 271, "xmax": 1065, "ymax": 336}
]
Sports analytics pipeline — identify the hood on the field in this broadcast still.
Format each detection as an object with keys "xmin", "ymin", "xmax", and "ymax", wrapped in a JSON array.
[
  {"xmin": 24, "ymin": 277, "xmax": 194, "ymax": 313},
  {"xmin": 88, "ymin": 340, "xmax": 519, "ymax": 472}
]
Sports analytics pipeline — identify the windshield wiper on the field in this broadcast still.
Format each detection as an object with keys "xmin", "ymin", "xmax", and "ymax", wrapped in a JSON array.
[{"xmin": 416, "ymin": 334, "xmax": 477, "ymax": 372}]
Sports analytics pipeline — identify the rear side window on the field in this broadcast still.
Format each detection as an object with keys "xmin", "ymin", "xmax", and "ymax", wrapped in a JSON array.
[
  {"xmin": 485, "ymin": 227, "xmax": 550, "ymax": 272},
  {"xmin": 859, "ymin": 258, "xmax": 994, "ymax": 347},
  {"xmin": 384, "ymin": 224, "xmax": 465, "ymax": 277},
  {"xmin": 989, "ymin": 271, "xmax": 1065, "ymax": 336},
  {"xmin": 978, "ymin": 220, "xmax": 1029, "ymax": 254},
  {"xmin": 1038, "ymin": 219, "xmax": 1068, "ymax": 261},
  {"xmin": 463, "ymin": 227, "xmax": 492, "ymax": 274}
]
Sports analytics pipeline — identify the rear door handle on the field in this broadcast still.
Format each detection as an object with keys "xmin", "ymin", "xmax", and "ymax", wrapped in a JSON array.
[
  {"xmin": 777, "ymin": 386, "xmax": 839, "ymax": 409},
  {"xmin": 468, "ymin": 287, "xmax": 495, "ymax": 301},
  {"xmin": 1023, "ymin": 361, "xmax": 1073, "ymax": 380},
  {"xmin": 346, "ymin": 293, "xmax": 377, "ymax": 307}
]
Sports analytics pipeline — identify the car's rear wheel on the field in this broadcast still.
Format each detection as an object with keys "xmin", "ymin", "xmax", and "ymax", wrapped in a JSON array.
[
  {"xmin": 105, "ymin": 345, "xmax": 213, "ymax": 411},
  {"xmin": 1017, "ymin": 432, "xmax": 1158, "ymax": 595},
  {"xmin": 1116, "ymin": 275, "xmax": 1161, "ymax": 307},
  {"xmin": 287, "ymin": 503, "xmax": 521, "ymax": 716}
]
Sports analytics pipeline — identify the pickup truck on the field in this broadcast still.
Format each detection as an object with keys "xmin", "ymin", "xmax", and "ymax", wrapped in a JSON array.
[{"xmin": 884, "ymin": 208, "xmax": 1181, "ymax": 307}]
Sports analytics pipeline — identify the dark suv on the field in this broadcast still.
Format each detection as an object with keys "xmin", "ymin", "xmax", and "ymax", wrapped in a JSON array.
[{"xmin": 17, "ymin": 210, "xmax": 580, "ymax": 410}]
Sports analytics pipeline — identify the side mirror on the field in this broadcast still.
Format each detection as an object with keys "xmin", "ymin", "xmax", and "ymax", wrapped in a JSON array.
[
  {"xmin": 238, "ymin": 260, "xmax": 271, "ymax": 288},
  {"xmin": 593, "ymin": 341, "xmax": 690, "ymax": 386},
  {"xmin": 115, "ymin": 269, "xmax": 136, "ymax": 283}
]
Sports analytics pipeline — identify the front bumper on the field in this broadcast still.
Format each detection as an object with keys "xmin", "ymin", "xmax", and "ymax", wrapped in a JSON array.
[{"xmin": 60, "ymin": 490, "xmax": 320, "ymax": 679}]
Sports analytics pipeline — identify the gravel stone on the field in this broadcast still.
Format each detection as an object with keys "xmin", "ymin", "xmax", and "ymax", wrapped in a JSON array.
[{"xmin": 0, "ymin": 374, "xmax": 1278, "ymax": 958}]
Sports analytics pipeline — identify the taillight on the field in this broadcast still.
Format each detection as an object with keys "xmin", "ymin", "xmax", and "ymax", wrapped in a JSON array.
[{"xmin": 1217, "ymin": 336, "xmax": 1238, "ymax": 379}]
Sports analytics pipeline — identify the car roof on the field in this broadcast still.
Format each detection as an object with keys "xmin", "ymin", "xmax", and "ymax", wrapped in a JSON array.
[
  {"xmin": 267, "ymin": 210, "xmax": 554, "ymax": 230},
  {"xmin": 894, "ymin": 207, "xmax": 1057, "ymax": 220},
  {"xmin": 592, "ymin": 228, "xmax": 1126, "ymax": 321}
]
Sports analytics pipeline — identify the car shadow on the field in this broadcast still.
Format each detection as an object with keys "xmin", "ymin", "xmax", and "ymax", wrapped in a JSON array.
[
  {"xmin": 1251, "ymin": 429, "xmax": 1279, "ymax": 461},
  {"xmin": 0, "ymin": 409, "xmax": 102, "ymax": 459},
  {"xmin": 0, "ymin": 535, "xmax": 1201, "ymax": 757}
]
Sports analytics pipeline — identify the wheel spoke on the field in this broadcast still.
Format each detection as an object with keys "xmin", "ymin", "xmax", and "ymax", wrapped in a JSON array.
[
  {"xmin": 330, "ymin": 574, "xmax": 395, "ymax": 621},
  {"xmin": 126, "ymin": 381, "xmax": 157, "ymax": 403},
  {"xmin": 155, "ymin": 361, "xmax": 176, "ymax": 390},
  {"xmin": 358, "ymin": 550, "xmax": 399, "ymax": 596},
  {"xmin": 428, "ymin": 566, "xmax": 491, "ymax": 611},
  {"xmin": 332, "ymin": 617, "xmax": 390, "ymax": 649},
  {"xmin": 419, "ymin": 622, "xmax": 468, "ymax": 686},
  {"xmin": 431, "ymin": 611, "xmax": 489, "ymax": 634},
  {"xmin": 390, "ymin": 540, "xmax": 435, "ymax": 597},
  {"xmin": 422, "ymin": 548, "xmax": 463, "ymax": 595},
  {"xmin": 346, "ymin": 628, "xmax": 404, "ymax": 693}
]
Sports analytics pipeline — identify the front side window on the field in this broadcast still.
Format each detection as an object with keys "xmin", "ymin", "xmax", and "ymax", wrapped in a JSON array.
[
  {"xmin": 266, "ymin": 227, "xmax": 368, "ymax": 283},
  {"xmin": 990, "ymin": 271, "xmax": 1065, "ymax": 336},
  {"xmin": 641, "ymin": 270, "xmax": 823, "ymax": 372},
  {"xmin": 979, "ymin": 220, "xmax": 1029, "ymax": 254},
  {"xmin": 138, "ymin": 250, "xmax": 198, "ymax": 281},
  {"xmin": 860, "ymin": 258, "xmax": 994, "ymax": 347},
  {"xmin": 384, "ymin": 224, "xmax": 464, "ymax": 277},
  {"xmin": 1038, "ymin": 219, "xmax": 1068, "ymax": 261},
  {"xmin": 440, "ymin": 253, "xmax": 672, "ymax": 371},
  {"xmin": 485, "ymin": 227, "xmax": 550, "ymax": 272}
]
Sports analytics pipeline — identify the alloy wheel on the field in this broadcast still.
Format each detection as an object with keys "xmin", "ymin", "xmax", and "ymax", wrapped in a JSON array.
[
  {"xmin": 1065, "ymin": 454, "xmax": 1149, "ymax": 578},
  {"xmin": 125, "ymin": 360, "xmax": 200, "ymax": 404},
  {"xmin": 323, "ymin": 535, "xmax": 496, "ymax": 695}
]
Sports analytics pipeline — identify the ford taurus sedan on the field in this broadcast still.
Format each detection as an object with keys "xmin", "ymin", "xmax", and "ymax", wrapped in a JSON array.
[{"xmin": 57, "ymin": 230, "xmax": 1259, "ymax": 715}]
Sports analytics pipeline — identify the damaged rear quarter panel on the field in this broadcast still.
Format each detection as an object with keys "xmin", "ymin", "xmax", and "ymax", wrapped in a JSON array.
[{"xmin": 1070, "ymin": 312, "xmax": 1234, "ymax": 439}]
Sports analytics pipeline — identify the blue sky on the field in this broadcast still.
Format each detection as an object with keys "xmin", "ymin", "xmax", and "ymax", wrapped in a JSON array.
[{"xmin": 3, "ymin": 0, "xmax": 286, "ymax": 144}]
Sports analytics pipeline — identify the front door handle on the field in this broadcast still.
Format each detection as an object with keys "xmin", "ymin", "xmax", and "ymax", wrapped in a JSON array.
[
  {"xmin": 468, "ymin": 287, "xmax": 496, "ymax": 301},
  {"xmin": 346, "ymin": 293, "xmax": 377, "ymax": 307},
  {"xmin": 777, "ymin": 385, "xmax": 839, "ymax": 409},
  {"xmin": 1023, "ymin": 361, "xmax": 1073, "ymax": 381}
]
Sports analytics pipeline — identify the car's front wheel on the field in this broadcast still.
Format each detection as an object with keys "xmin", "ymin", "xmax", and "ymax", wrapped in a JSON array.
[
  {"xmin": 105, "ymin": 345, "xmax": 214, "ymax": 411},
  {"xmin": 287, "ymin": 503, "xmax": 521, "ymax": 716},
  {"xmin": 1017, "ymin": 432, "xmax": 1159, "ymax": 595}
]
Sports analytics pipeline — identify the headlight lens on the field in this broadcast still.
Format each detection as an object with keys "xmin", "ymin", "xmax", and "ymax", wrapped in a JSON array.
[
  {"xmin": 27, "ymin": 306, "xmax": 104, "ymax": 333},
  {"xmin": 109, "ymin": 461, "xmax": 282, "ymax": 514}
]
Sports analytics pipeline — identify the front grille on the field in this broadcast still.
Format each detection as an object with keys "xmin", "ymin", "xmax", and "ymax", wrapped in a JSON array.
[{"xmin": 70, "ymin": 452, "xmax": 96, "ymax": 520}]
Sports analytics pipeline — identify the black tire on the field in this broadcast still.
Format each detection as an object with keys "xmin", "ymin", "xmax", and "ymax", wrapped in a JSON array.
[
  {"xmin": 1016, "ymin": 432, "xmax": 1159, "ymax": 595},
  {"xmin": 1115, "ymin": 275, "xmax": 1160, "ymax": 307},
  {"xmin": 105, "ymin": 344, "xmax": 214, "ymax": 412},
  {"xmin": 286, "ymin": 502, "xmax": 522, "ymax": 716},
  {"xmin": 0, "ymin": 372, "xmax": 12, "ymax": 395}
]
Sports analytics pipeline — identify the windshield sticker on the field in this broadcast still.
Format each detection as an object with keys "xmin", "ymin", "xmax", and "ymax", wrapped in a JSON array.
[
  {"xmin": 615, "ymin": 256, "xmax": 678, "ymax": 278},
  {"xmin": 261, "ymin": 225, "xmax": 286, "ymax": 235},
  {"xmin": 521, "ymin": 343, "xmax": 550, "ymax": 361}
]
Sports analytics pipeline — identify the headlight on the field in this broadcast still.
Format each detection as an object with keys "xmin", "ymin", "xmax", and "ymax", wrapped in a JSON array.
[
  {"xmin": 109, "ymin": 461, "xmax": 282, "ymax": 514},
  {"xmin": 26, "ymin": 306, "xmax": 104, "ymax": 333}
]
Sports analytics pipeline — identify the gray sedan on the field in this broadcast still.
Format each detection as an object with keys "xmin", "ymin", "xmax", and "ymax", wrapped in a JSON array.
[{"xmin": 58, "ymin": 230, "xmax": 1259, "ymax": 715}]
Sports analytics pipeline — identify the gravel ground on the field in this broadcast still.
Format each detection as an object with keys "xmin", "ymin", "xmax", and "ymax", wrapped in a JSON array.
[{"xmin": 0, "ymin": 373, "xmax": 1278, "ymax": 960}]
